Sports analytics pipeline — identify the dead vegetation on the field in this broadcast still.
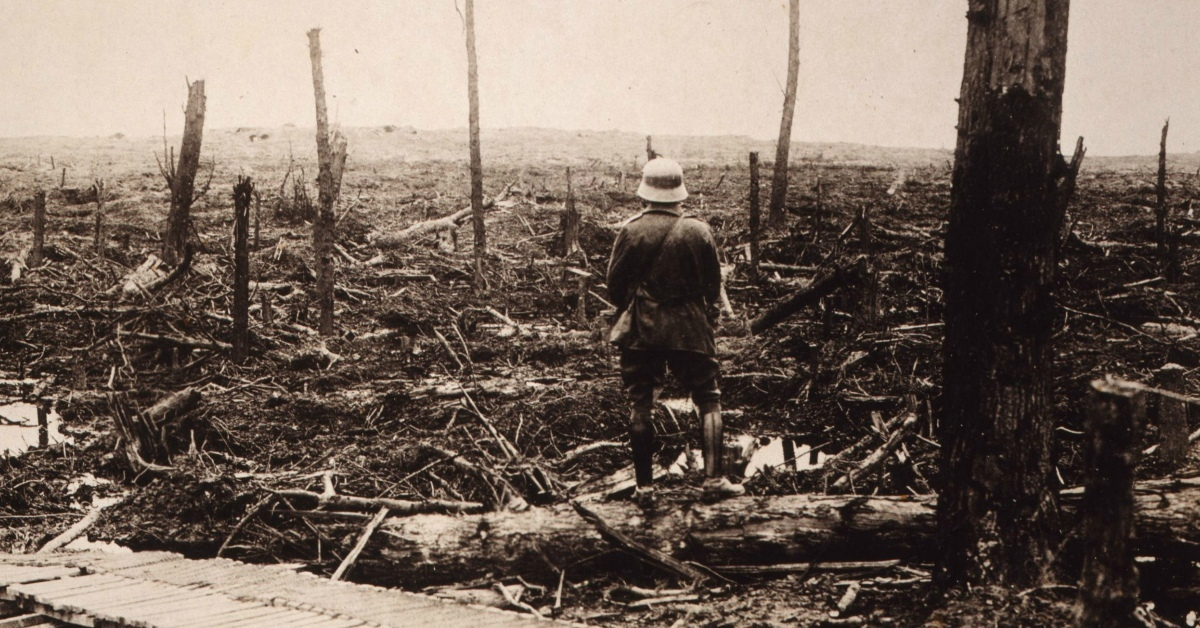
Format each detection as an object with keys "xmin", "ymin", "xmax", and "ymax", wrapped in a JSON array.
[{"xmin": 2, "ymin": 129, "xmax": 1200, "ymax": 625}]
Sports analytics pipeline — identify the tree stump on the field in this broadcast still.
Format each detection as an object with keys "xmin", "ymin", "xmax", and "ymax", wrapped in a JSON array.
[
  {"xmin": 1078, "ymin": 378, "xmax": 1142, "ymax": 627},
  {"xmin": 1153, "ymin": 363, "xmax": 1189, "ymax": 470}
]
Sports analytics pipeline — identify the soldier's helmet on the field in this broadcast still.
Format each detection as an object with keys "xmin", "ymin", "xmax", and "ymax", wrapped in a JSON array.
[{"xmin": 636, "ymin": 157, "xmax": 688, "ymax": 204}]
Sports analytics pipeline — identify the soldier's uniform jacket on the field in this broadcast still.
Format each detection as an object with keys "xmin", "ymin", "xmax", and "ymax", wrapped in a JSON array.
[{"xmin": 606, "ymin": 207, "xmax": 722, "ymax": 355}]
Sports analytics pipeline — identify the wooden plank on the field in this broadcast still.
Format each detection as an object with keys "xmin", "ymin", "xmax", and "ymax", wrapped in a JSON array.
[
  {"xmin": 78, "ymin": 583, "xmax": 210, "ymax": 619},
  {"xmin": 87, "ymin": 586, "xmax": 217, "ymax": 627},
  {"xmin": 91, "ymin": 588, "xmax": 240, "ymax": 628},
  {"xmin": 33, "ymin": 579, "xmax": 160, "ymax": 615},
  {"xmin": 170, "ymin": 604, "xmax": 288, "ymax": 628},
  {"xmin": 0, "ymin": 566, "xmax": 78, "ymax": 585},
  {"xmin": 0, "ymin": 613, "xmax": 60, "ymax": 628},
  {"xmin": 119, "ymin": 590, "xmax": 235, "ymax": 620},
  {"xmin": 0, "ymin": 598, "xmax": 95, "ymax": 628},
  {"xmin": 120, "ymin": 559, "xmax": 229, "ymax": 585},
  {"xmin": 254, "ymin": 612, "xmax": 346, "ymax": 628},
  {"xmin": 128, "ymin": 599, "xmax": 255, "ymax": 628},
  {"xmin": 82, "ymin": 552, "xmax": 184, "ymax": 575},
  {"xmin": 59, "ymin": 579, "xmax": 163, "ymax": 609},
  {"xmin": 8, "ymin": 573, "xmax": 128, "ymax": 600},
  {"xmin": 225, "ymin": 608, "xmax": 343, "ymax": 628},
  {"xmin": 160, "ymin": 599, "xmax": 283, "ymax": 628}
]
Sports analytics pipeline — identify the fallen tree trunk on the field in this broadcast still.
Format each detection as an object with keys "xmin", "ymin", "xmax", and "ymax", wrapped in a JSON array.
[
  {"xmin": 749, "ymin": 257, "xmax": 866, "ymax": 334},
  {"xmin": 360, "ymin": 478, "xmax": 1200, "ymax": 587},
  {"xmin": 369, "ymin": 198, "xmax": 495, "ymax": 249}
]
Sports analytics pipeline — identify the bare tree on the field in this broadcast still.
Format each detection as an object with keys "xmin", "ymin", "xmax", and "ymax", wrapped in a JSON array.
[
  {"xmin": 161, "ymin": 79, "xmax": 206, "ymax": 265},
  {"xmin": 748, "ymin": 152, "xmax": 761, "ymax": 280},
  {"xmin": 308, "ymin": 29, "xmax": 337, "ymax": 336},
  {"xmin": 938, "ymin": 0, "xmax": 1072, "ymax": 588},
  {"xmin": 1156, "ymin": 118, "xmax": 1169, "ymax": 253},
  {"xmin": 768, "ymin": 0, "xmax": 800, "ymax": 227},
  {"xmin": 232, "ymin": 177, "xmax": 253, "ymax": 364},
  {"xmin": 465, "ymin": 0, "xmax": 486, "ymax": 289},
  {"xmin": 29, "ymin": 191, "xmax": 45, "ymax": 268},
  {"xmin": 560, "ymin": 167, "xmax": 579, "ymax": 257}
]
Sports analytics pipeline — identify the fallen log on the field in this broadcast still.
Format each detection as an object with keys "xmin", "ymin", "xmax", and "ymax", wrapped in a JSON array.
[
  {"xmin": 369, "ymin": 197, "xmax": 495, "ymax": 249},
  {"xmin": 273, "ymin": 488, "xmax": 484, "ymax": 516},
  {"xmin": 749, "ymin": 257, "xmax": 866, "ymax": 334},
  {"xmin": 362, "ymin": 478, "xmax": 1200, "ymax": 587},
  {"xmin": 829, "ymin": 415, "xmax": 917, "ymax": 493}
]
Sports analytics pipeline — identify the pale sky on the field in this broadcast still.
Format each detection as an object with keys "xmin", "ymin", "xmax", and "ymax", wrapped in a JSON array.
[{"xmin": 0, "ymin": 1, "xmax": 1196, "ymax": 155}]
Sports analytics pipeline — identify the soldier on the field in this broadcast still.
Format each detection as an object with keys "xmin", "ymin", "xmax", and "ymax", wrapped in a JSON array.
[{"xmin": 607, "ymin": 157, "xmax": 745, "ymax": 505}]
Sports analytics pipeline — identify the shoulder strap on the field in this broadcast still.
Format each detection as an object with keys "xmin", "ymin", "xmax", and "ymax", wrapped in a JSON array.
[{"xmin": 624, "ymin": 216, "xmax": 682, "ymax": 307}]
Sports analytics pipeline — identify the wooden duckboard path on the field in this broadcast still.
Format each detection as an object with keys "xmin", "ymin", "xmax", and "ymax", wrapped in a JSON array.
[{"xmin": 0, "ymin": 551, "xmax": 560, "ymax": 627}]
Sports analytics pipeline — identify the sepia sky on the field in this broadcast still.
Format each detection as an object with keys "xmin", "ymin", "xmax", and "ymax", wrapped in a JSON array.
[{"xmin": 0, "ymin": 0, "xmax": 1196, "ymax": 155}]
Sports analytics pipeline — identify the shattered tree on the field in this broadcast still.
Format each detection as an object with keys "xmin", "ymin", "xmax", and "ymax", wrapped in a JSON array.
[
  {"xmin": 465, "ymin": 0, "xmax": 487, "ymax": 289},
  {"xmin": 308, "ymin": 29, "xmax": 338, "ymax": 336},
  {"xmin": 767, "ymin": 0, "xmax": 800, "ymax": 227},
  {"xmin": 161, "ymin": 79, "xmax": 206, "ymax": 266},
  {"xmin": 939, "ymin": 0, "xmax": 1071, "ymax": 588}
]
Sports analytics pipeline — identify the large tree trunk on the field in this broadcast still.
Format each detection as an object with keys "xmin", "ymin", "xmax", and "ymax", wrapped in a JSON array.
[
  {"xmin": 767, "ymin": 0, "xmax": 800, "ymax": 227},
  {"xmin": 465, "ymin": 0, "xmax": 486, "ymax": 289},
  {"xmin": 162, "ymin": 80, "xmax": 205, "ymax": 266},
  {"xmin": 939, "ymin": 0, "xmax": 1072, "ymax": 588},
  {"xmin": 308, "ymin": 29, "xmax": 337, "ymax": 337},
  {"xmin": 355, "ymin": 479, "xmax": 1200, "ymax": 587}
]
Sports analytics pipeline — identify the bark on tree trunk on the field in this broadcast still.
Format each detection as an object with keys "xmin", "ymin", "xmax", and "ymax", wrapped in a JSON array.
[
  {"xmin": 939, "ymin": 0, "xmax": 1071, "ymax": 589},
  {"xmin": 1078, "ymin": 379, "xmax": 1141, "ymax": 628},
  {"xmin": 308, "ymin": 29, "xmax": 337, "ymax": 337},
  {"xmin": 162, "ymin": 80, "xmax": 205, "ymax": 266},
  {"xmin": 465, "ymin": 0, "xmax": 487, "ymax": 289},
  {"xmin": 357, "ymin": 479, "xmax": 1200, "ymax": 587},
  {"xmin": 767, "ymin": 0, "xmax": 800, "ymax": 227},
  {"xmin": 232, "ymin": 177, "xmax": 253, "ymax": 364}
]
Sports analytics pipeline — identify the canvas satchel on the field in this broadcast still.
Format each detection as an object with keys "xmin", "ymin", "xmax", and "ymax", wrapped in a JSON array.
[{"xmin": 608, "ymin": 216, "xmax": 682, "ymax": 345}]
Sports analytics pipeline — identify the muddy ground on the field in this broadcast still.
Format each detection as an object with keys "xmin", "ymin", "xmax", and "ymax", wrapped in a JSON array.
[{"xmin": 2, "ymin": 127, "xmax": 1200, "ymax": 626}]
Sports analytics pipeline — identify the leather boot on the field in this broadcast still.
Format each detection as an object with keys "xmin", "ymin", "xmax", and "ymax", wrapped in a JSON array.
[{"xmin": 700, "ymin": 402, "xmax": 745, "ymax": 500}]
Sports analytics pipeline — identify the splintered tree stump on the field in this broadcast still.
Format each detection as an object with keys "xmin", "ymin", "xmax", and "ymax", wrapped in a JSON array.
[
  {"xmin": 1079, "ymin": 379, "xmax": 1142, "ymax": 627},
  {"xmin": 559, "ymin": 167, "xmax": 579, "ymax": 257},
  {"xmin": 748, "ymin": 152, "xmax": 761, "ymax": 280},
  {"xmin": 93, "ymin": 179, "xmax": 106, "ymax": 254},
  {"xmin": 232, "ymin": 176, "xmax": 253, "ymax": 363},
  {"xmin": 1154, "ymin": 363, "xmax": 1189, "ymax": 470},
  {"xmin": 29, "ymin": 191, "xmax": 45, "ymax": 268},
  {"xmin": 109, "ymin": 388, "xmax": 202, "ymax": 472},
  {"xmin": 1156, "ymin": 119, "xmax": 1170, "ymax": 255}
]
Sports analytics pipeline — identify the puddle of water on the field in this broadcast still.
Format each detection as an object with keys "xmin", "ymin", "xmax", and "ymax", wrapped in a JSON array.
[
  {"xmin": 0, "ymin": 402, "xmax": 70, "ymax": 457},
  {"xmin": 744, "ymin": 438, "xmax": 828, "ymax": 477},
  {"xmin": 667, "ymin": 436, "xmax": 829, "ymax": 479}
]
